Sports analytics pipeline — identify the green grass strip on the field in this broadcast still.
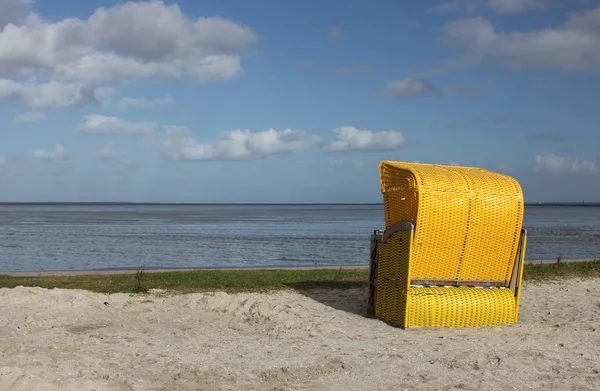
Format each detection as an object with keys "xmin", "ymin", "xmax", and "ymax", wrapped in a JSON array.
[
  {"xmin": 0, "ymin": 268, "xmax": 368, "ymax": 294},
  {"xmin": 0, "ymin": 261, "xmax": 599, "ymax": 294},
  {"xmin": 522, "ymin": 261, "xmax": 600, "ymax": 281}
]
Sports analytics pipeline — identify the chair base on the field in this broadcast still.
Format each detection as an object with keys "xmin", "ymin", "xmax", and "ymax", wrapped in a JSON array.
[
  {"xmin": 377, "ymin": 286, "xmax": 517, "ymax": 328},
  {"xmin": 369, "ymin": 225, "xmax": 526, "ymax": 329}
]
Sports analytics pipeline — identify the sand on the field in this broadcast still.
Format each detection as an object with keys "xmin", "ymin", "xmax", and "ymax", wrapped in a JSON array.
[{"xmin": 1, "ymin": 279, "xmax": 599, "ymax": 391}]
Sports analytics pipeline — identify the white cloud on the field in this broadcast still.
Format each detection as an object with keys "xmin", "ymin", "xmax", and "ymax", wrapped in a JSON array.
[
  {"xmin": 533, "ymin": 154, "xmax": 600, "ymax": 174},
  {"xmin": 383, "ymin": 77, "xmax": 478, "ymax": 97},
  {"xmin": 94, "ymin": 144, "xmax": 120, "ymax": 160},
  {"xmin": 93, "ymin": 86, "xmax": 115, "ymax": 101},
  {"xmin": 74, "ymin": 118, "xmax": 408, "ymax": 160},
  {"xmin": 75, "ymin": 115, "xmax": 158, "ymax": 136},
  {"xmin": 329, "ymin": 158, "xmax": 366, "ymax": 168},
  {"xmin": 445, "ymin": 17, "xmax": 497, "ymax": 47},
  {"xmin": 118, "ymin": 95, "xmax": 174, "ymax": 110},
  {"xmin": 429, "ymin": 0, "xmax": 482, "ymax": 13},
  {"xmin": 0, "ymin": 0, "xmax": 30, "ymax": 29},
  {"xmin": 0, "ymin": 79, "xmax": 99, "ymax": 108},
  {"xmin": 430, "ymin": 0, "xmax": 547, "ymax": 14},
  {"xmin": 0, "ymin": 1, "xmax": 258, "ymax": 109},
  {"xmin": 383, "ymin": 78, "xmax": 434, "ymax": 97},
  {"xmin": 160, "ymin": 126, "xmax": 321, "ymax": 161},
  {"xmin": 33, "ymin": 144, "xmax": 67, "ymax": 161},
  {"xmin": 0, "ymin": 2, "xmax": 257, "ymax": 83},
  {"xmin": 443, "ymin": 7, "xmax": 600, "ymax": 72},
  {"xmin": 324, "ymin": 126, "xmax": 406, "ymax": 152},
  {"xmin": 488, "ymin": 0, "xmax": 547, "ymax": 14},
  {"xmin": 449, "ymin": 160, "xmax": 461, "ymax": 166},
  {"xmin": 327, "ymin": 25, "xmax": 345, "ymax": 39},
  {"xmin": 14, "ymin": 111, "xmax": 45, "ymax": 123}
]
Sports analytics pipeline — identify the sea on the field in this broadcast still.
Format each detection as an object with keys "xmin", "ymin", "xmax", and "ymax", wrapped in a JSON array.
[{"xmin": 0, "ymin": 204, "xmax": 599, "ymax": 273}]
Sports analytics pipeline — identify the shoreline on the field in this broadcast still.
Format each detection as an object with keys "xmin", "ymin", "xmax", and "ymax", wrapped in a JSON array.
[
  {"xmin": 1, "ymin": 201, "xmax": 600, "ymax": 206},
  {"xmin": 0, "ymin": 265, "xmax": 369, "ymax": 277},
  {"xmin": 2, "ymin": 258, "xmax": 598, "ymax": 277}
]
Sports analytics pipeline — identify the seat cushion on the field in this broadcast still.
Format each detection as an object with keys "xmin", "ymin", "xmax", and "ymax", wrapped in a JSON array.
[{"xmin": 406, "ymin": 286, "xmax": 516, "ymax": 328}]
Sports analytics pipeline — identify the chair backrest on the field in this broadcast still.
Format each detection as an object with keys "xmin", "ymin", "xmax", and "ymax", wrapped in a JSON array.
[{"xmin": 379, "ymin": 161, "xmax": 524, "ymax": 283}]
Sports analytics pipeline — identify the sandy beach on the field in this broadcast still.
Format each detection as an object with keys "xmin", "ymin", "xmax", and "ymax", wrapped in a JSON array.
[{"xmin": 1, "ymin": 279, "xmax": 599, "ymax": 391}]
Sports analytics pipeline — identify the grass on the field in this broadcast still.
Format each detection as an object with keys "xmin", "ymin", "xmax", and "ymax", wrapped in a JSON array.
[
  {"xmin": 523, "ymin": 260, "xmax": 600, "ymax": 280},
  {"xmin": 0, "ymin": 268, "xmax": 369, "ymax": 294},
  {"xmin": 1, "ymin": 261, "xmax": 599, "ymax": 294}
]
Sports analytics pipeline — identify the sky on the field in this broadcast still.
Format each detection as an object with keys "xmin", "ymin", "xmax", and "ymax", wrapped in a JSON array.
[{"xmin": 0, "ymin": 0, "xmax": 599, "ymax": 203}]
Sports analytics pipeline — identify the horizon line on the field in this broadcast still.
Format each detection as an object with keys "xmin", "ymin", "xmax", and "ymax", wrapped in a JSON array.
[{"xmin": 1, "ymin": 201, "xmax": 600, "ymax": 206}]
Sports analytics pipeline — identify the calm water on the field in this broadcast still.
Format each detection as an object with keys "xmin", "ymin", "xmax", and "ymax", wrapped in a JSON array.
[{"xmin": 0, "ymin": 204, "xmax": 599, "ymax": 272}]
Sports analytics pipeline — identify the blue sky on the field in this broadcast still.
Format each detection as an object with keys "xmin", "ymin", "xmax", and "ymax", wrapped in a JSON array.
[{"xmin": 0, "ymin": 0, "xmax": 599, "ymax": 202}]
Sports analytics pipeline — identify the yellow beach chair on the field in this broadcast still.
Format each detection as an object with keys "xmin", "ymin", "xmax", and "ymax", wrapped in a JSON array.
[{"xmin": 368, "ymin": 161, "xmax": 528, "ymax": 328}]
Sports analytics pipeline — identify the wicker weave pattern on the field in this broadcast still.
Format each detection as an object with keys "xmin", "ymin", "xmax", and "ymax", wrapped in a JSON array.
[
  {"xmin": 379, "ymin": 161, "xmax": 524, "ymax": 282},
  {"xmin": 407, "ymin": 287, "xmax": 516, "ymax": 328},
  {"xmin": 376, "ymin": 229, "xmax": 413, "ymax": 327}
]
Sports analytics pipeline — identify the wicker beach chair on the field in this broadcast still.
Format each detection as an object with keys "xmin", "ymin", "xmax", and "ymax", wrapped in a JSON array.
[{"xmin": 368, "ymin": 161, "xmax": 528, "ymax": 328}]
